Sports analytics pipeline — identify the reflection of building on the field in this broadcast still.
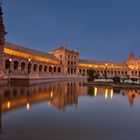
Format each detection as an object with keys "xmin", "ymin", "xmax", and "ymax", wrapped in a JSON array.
[
  {"xmin": 122, "ymin": 89, "xmax": 140, "ymax": 108},
  {"xmin": 0, "ymin": 80, "xmax": 87, "ymax": 113},
  {"xmin": 50, "ymin": 85, "xmax": 78, "ymax": 112},
  {"xmin": 87, "ymin": 86, "xmax": 140, "ymax": 109}
]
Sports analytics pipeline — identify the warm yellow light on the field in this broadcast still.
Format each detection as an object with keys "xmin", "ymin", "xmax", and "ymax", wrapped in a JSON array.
[
  {"xmin": 7, "ymin": 101, "xmax": 11, "ymax": 109},
  {"xmin": 89, "ymin": 65, "xmax": 91, "ymax": 67},
  {"xmin": 26, "ymin": 103, "xmax": 30, "ymax": 110},
  {"xmin": 110, "ymin": 89, "xmax": 113, "ymax": 99},
  {"xmin": 94, "ymin": 87, "xmax": 97, "ymax": 96},
  {"xmin": 28, "ymin": 58, "xmax": 31, "ymax": 62},
  {"xmin": 105, "ymin": 63, "xmax": 108, "ymax": 66},
  {"xmin": 95, "ymin": 65, "xmax": 98, "ymax": 68},
  {"xmin": 105, "ymin": 89, "xmax": 108, "ymax": 99},
  {"xmin": 50, "ymin": 91, "xmax": 53, "ymax": 98},
  {"xmin": 111, "ymin": 64, "xmax": 114, "ymax": 67},
  {"xmin": 4, "ymin": 48, "xmax": 58, "ymax": 64}
]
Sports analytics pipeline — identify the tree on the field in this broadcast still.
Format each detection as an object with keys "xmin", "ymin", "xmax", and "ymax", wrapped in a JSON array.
[
  {"xmin": 113, "ymin": 76, "xmax": 121, "ymax": 83},
  {"xmin": 87, "ymin": 69, "xmax": 100, "ymax": 81}
]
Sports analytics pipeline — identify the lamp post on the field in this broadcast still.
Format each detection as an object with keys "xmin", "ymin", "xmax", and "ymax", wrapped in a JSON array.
[
  {"xmin": 51, "ymin": 65, "xmax": 54, "ymax": 75},
  {"xmin": 8, "ymin": 58, "xmax": 12, "ymax": 84},
  {"xmin": 28, "ymin": 58, "xmax": 31, "ymax": 78},
  {"xmin": 105, "ymin": 63, "xmax": 108, "ymax": 80}
]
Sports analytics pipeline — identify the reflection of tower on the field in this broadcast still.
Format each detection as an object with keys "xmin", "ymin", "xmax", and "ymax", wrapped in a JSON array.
[
  {"xmin": 128, "ymin": 92, "xmax": 135, "ymax": 109},
  {"xmin": 0, "ymin": 3, "xmax": 6, "ymax": 78},
  {"xmin": 49, "ymin": 82, "xmax": 78, "ymax": 112}
]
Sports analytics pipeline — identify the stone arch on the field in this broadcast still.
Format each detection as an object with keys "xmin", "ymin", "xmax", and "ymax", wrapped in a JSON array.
[
  {"xmin": 5, "ymin": 59, "xmax": 11, "ymax": 69},
  {"xmin": 44, "ymin": 65, "xmax": 47, "ymax": 72},
  {"xmin": 39, "ymin": 65, "xmax": 42, "ymax": 72},
  {"xmin": 27, "ymin": 62, "xmax": 32, "ymax": 74},
  {"xmin": 33, "ymin": 64, "xmax": 37, "ymax": 72},
  {"xmin": 58, "ymin": 67, "xmax": 61, "ymax": 73},
  {"xmin": 54, "ymin": 66, "xmax": 56, "ymax": 73},
  {"xmin": 21, "ymin": 62, "xmax": 26, "ymax": 70},
  {"xmin": 49, "ymin": 66, "xmax": 52, "ymax": 73},
  {"xmin": 14, "ymin": 61, "xmax": 19, "ymax": 70}
]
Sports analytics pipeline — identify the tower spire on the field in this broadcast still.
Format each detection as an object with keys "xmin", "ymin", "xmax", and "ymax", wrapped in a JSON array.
[{"xmin": 128, "ymin": 50, "xmax": 134, "ymax": 61}]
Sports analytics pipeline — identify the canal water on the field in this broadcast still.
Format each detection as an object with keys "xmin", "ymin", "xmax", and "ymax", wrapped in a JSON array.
[{"xmin": 0, "ymin": 80, "xmax": 140, "ymax": 140}]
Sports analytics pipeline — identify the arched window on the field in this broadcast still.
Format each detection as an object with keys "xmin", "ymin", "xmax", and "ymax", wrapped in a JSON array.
[
  {"xmin": 58, "ymin": 67, "xmax": 61, "ymax": 73},
  {"xmin": 33, "ymin": 64, "xmax": 37, "ymax": 72},
  {"xmin": 14, "ymin": 61, "xmax": 19, "ymax": 70},
  {"xmin": 125, "ymin": 71, "xmax": 127, "ymax": 75},
  {"xmin": 21, "ymin": 62, "xmax": 26, "ymax": 70},
  {"xmin": 39, "ymin": 65, "xmax": 42, "ymax": 72},
  {"xmin": 44, "ymin": 66, "xmax": 47, "ymax": 72},
  {"xmin": 5, "ymin": 59, "xmax": 11, "ymax": 69},
  {"xmin": 54, "ymin": 67, "xmax": 56, "ymax": 73},
  {"xmin": 27, "ymin": 63, "xmax": 32, "ymax": 74},
  {"xmin": 49, "ymin": 66, "xmax": 52, "ymax": 73}
]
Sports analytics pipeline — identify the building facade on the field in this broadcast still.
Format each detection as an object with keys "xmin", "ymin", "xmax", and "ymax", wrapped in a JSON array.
[{"xmin": 2, "ymin": 42, "xmax": 140, "ymax": 80}]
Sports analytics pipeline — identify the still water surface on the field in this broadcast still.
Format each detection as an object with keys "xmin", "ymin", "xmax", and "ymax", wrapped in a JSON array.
[{"xmin": 0, "ymin": 80, "xmax": 140, "ymax": 140}]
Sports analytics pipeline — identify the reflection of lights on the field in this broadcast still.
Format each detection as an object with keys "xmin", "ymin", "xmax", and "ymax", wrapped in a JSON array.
[
  {"xmin": 28, "ymin": 58, "xmax": 31, "ymax": 62},
  {"xmin": 51, "ymin": 91, "xmax": 53, "ymax": 98},
  {"xmin": 95, "ymin": 65, "xmax": 97, "ymax": 68},
  {"xmin": 110, "ymin": 89, "xmax": 113, "ymax": 99},
  {"xmin": 7, "ymin": 101, "xmax": 11, "ymax": 109},
  {"xmin": 26, "ymin": 103, "xmax": 30, "ymax": 110},
  {"xmin": 89, "ymin": 65, "xmax": 91, "ymax": 67},
  {"xmin": 105, "ymin": 89, "xmax": 108, "ymax": 99},
  {"xmin": 94, "ymin": 87, "xmax": 97, "ymax": 96}
]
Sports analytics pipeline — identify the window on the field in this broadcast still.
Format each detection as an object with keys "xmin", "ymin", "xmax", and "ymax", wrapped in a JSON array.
[
  {"xmin": 60, "ymin": 54, "xmax": 62, "ymax": 59},
  {"xmin": 33, "ymin": 64, "xmax": 37, "ymax": 72},
  {"xmin": 21, "ymin": 62, "xmax": 26, "ymax": 70},
  {"xmin": 60, "ymin": 60, "xmax": 62, "ymax": 64}
]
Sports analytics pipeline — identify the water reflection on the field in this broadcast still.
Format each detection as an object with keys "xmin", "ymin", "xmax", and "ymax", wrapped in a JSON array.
[
  {"xmin": 0, "ymin": 81, "xmax": 140, "ymax": 139},
  {"xmin": 1, "ymin": 82, "xmax": 140, "ymax": 113},
  {"xmin": 0, "ymin": 81, "xmax": 87, "ymax": 113}
]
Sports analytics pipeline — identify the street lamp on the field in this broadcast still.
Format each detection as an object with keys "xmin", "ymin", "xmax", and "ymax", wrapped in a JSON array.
[
  {"xmin": 8, "ymin": 58, "xmax": 12, "ymax": 84},
  {"xmin": 28, "ymin": 58, "xmax": 31, "ymax": 77},
  {"xmin": 105, "ymin": 63, "xmax": 108, "ymax": 80}
]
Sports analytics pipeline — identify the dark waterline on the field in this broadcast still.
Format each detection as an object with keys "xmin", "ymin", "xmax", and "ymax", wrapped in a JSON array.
[{"xmin": 0, "ymin": 80, "xmax": 140, "ymax": 140}]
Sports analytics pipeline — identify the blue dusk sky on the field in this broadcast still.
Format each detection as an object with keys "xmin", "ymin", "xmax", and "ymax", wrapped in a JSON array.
[{"xmin": 2, "ymin": 0, "xmax": 140, "ymax": 61}]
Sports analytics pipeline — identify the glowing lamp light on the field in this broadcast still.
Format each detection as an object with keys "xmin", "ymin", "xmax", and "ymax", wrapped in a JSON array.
[
  {"xmin": 26, "ymin": 102, "xmax": 30, "ymax": 110},
  {"xmin": 105, "ymin": 63, "xmax": 108, "ymax": 66},
  {"xmin": 7, "ymin": 101, "xmax": 11, "ymax": 109},
  {"xmin": 50, "ymin": 91, "xmax": 53, "ymax": 98},
  {"xmin": 94, "ymin": 87, "xmax": 97, "ymax": 96},
  {"xmin": 28, "ymin": 58, "xmax": 31, "ymax": 62},
  {"xmin": 89, "ymin": 65, "xmax": 91, "ymax": 67},
  {"xmin": 9, "ymin": 58, "xmax": 12, "ymax": 62},
  {"xmin": 105, "ymin": 89, "xmax": 108, "ymax": 99},
  {"xmin": 110, "ymin": 89, "xmax": 113, "ymax": 99}
]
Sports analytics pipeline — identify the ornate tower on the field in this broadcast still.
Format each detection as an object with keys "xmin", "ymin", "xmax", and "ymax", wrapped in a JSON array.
[
  {"xmin": 0, "ymin": 3, "xmax": 6, "ymax": 78},
  {"xmin": 128, "ymin": 50, "xmax": 134, "ymax": 61}
]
